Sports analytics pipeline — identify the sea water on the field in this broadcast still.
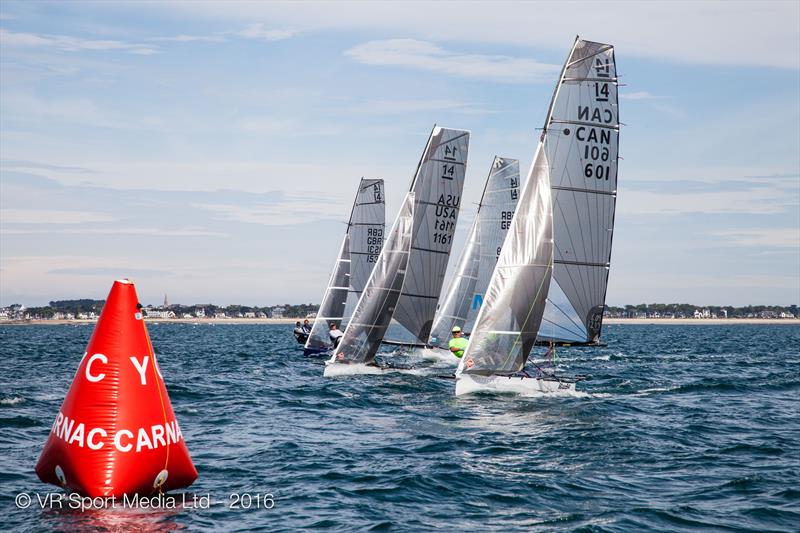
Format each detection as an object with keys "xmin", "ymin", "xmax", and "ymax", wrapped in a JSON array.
[{"xmin": 1, "ymin": 323, "xmax": 798, "ymax": 531}]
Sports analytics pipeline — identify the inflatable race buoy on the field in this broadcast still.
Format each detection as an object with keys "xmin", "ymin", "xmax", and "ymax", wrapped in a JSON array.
[{"xmin": 36, "ymin": 279, "xmax": 197, "ymax": 497}]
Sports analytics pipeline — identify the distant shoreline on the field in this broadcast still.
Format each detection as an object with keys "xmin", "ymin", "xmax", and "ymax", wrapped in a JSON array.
[
  {"xmin": 604, "ymin": 318, "xmax": 799, "ymax": 325},
  {"xmin": 0, "ymin": 317, "xmax": 798, "ymax": 326}
]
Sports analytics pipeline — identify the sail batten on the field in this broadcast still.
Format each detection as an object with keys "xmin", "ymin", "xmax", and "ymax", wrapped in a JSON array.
[{"xmin": 305, "ymin": 179, "xmax": 385, "ymax": 350}]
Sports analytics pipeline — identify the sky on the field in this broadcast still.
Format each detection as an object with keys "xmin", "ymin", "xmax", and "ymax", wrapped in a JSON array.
[{"xmin": 1, "ymin": 0, "xmax": 798, "ymax": 308}]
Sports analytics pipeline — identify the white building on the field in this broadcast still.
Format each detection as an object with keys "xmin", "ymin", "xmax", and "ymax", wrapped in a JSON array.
[{"xmin": 145, "ymin": 309, "xmax": 176, "ymax": 319}]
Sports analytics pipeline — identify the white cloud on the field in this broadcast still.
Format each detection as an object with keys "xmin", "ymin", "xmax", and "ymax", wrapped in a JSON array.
[
  {"xmin": 148, "ymin": 34, "xmax": 226, "ymax": 43},
  {"xmin": 149, "ymin": 1, "xmax": 800, "ymax": 69},
  {"xmin": 620, "ymin": 91, "xmax": 663, "ymax": 100},
  {"xmin": 1, "ymin": 227, "xmax": 227, "ymax": 237},
  {"xmin": 192, "ymin": 196, "xmax": 344, "ymax": 226},
  {"xmin": 346, "ymin": 39, "xmax": 560, "ymax": 83},
  {"xmin": 348, "ymin": 98, "xmax": 493, "ymax": 115},
  {"xmin": 1, "ymin": 209, "xmax": 115, "ymax": 224},
  {"xmin": 619, "ymin": 187, "xmax": 797, "ymax": 216},
  {"xmin": 0, "ymin": 28, "xmax": 158, "ymax": 55},
  {"xmin": 235, "ymin": 24, "xmax": 297, "ymax": 42},
  {"xmin": 710, "ymin": 228, "xmax": 800, "ymax": 249}
]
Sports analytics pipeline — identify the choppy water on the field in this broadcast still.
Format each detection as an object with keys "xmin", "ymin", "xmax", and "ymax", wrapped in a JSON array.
[{"xmin": 1, "ymin": 323, "xmax": 798, "ymax": 532}]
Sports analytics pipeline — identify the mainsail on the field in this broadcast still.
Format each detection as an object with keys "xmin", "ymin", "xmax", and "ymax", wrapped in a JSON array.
[
  {"xmin": 457, "ymin": 37, "xmax": 618, "ymax": 377},
  {"xmin": 306, "ymin": 179, "xmax": 385, "ymax": 350},
  {"xmin": 538, "ymin": 38, "xmax": 620, "ymax": 344},
  {"xmin": 330, "ymin": 193, "xmax": 414, "ymax": 363},
  {"xmin": 386, "ymin": 127, "xmax": 470, "ymax": 345},
  {"xmin": 428, "ymin": 157, "xmax": 521, "ymax": 348}
]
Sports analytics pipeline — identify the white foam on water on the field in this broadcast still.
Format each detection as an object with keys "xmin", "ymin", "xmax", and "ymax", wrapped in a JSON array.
[{"xmin": 1, "ymin": 396, "xmax": 24, "ymax": 405}]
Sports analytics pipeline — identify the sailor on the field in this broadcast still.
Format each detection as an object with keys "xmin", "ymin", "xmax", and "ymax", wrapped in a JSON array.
[
  {"xmin": 449, "ymin": 326, "xmax": 468, "ymax": 358},
  {"xmin": 329, "ymin": 323, "xmax": 344, "ymax": 348},
  {"xmin": 302, "ymin": 319, "xmax": 312, "ymax": 334},
  {"xmin": 293, "ymin": 321, "xmax": 307, "ymax": 344}
]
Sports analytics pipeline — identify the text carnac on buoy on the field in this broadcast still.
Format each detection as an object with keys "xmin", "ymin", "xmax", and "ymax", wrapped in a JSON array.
[{"xmin": 35, "ymin": 279, "xmax": 198, "ymax": 497}]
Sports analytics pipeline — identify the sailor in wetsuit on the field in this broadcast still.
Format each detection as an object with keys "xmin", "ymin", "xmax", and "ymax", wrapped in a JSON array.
[
  {"xmin": 302, "ymin": 319, "xmax": 312, "ymax": 336},
  {"xmin": 329, "ymin": 323, "xmax": 344, "ymax": 348},
  {"xmin": 449, "ymin": 326, "xmax": 468, "ymax": 358},
  {"xmin": 293, "ymin": 321, "xmax": 308, "ymax": 344}
]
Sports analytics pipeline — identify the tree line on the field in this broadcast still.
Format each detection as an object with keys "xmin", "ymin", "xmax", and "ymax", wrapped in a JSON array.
[
  {"xmin": 605, "ymin": 303, "xmax": 798, "ymax": 317},
  {"xmin": 17, "ymin": 300, "xmax": 321, "ymax": 319}
]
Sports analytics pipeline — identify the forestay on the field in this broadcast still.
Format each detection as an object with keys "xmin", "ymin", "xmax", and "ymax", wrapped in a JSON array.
[
  {"xmin": 456, "ymin": 149, "xmax": 553, "ymax": 376},
  {"xmin": 538, "ymin": 38, "xmax": 619, "ymax": 344},
  {"xmin": 428, "ymin": 157, "xmax": 520, "ymax": 348},
  {"xmin": 306, "ymin": 179, "xmax": 385, "ymax": 350},
  {"xmin": 386, "ymin": 127, "xmax": 470, "ymax": 345},
  {"xmin": 330, "ymin": 193, "xmax": 414, "ymax": 364}
]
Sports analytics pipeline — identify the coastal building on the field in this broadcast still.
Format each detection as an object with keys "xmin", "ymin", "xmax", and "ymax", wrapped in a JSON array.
[
  {"xmin": 195, "ymin": 307, "xmax": 205, "ymax": 318},
  {"xmin": 272, "ymin": 306, "xmax": 286, "ymax": 319},
  {"xmin": 144, "ymin": 308, "xmax": 175, "ymax": 319}
]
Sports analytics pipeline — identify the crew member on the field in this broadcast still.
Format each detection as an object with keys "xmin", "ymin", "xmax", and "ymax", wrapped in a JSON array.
[
  {"xmin": 302, "ymin": 319, "xmax": 312, "ymax": 334},
  {"xmin": 329, "ymin": 323, "xmax": 344, "ymax": 348},
  {"xmin": 449, "ymin": 326, "xmax": 468, "ymax": 358},
  {"xmin": 293, "ymin": 321, "xmax": 307, "ymax": 344}
]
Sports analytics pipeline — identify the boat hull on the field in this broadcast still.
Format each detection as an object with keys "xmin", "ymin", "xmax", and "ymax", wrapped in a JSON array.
[
  {"xmin": 303, "ymin": 347, "xmax": 330, "ymax": 357},
  {"xmin": 455, "ymin": 373, "xmax": 576, "ymax": 396},
  {"xmin": 417, "ymin": 346, "xmax": 459, "ymax": 364},
  {"xmin": 323, "ymin": 362, "xmax": 384, "ymax": 377}
]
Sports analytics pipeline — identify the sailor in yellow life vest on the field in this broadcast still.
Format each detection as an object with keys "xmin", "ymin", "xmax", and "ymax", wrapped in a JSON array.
[{"xmin": 449, "ymin": 326, "xmax": 469, "ymax": 358}]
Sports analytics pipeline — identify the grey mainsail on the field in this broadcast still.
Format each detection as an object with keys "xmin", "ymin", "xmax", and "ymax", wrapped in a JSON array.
[
  {"xmin": 331, "ymin": 193, "xmax": 414, "ymax": 363},
  {"xmin": 428, "ymin": 157, "xmax": 521, "ymax": 348},
  {"xmin": 456, "ymin": 149, "xmax": 553, "ymax": 376},
  {"xmin": 306, "ymin": 178, "xmax": 385, "ymax": 350},
  {"xmin": 386, "ymin": 127, "xmax": 470, "ymax": 345},
  {"xmin": 538, "ymin": 38, "xmax": 620, "ymax": 344}
]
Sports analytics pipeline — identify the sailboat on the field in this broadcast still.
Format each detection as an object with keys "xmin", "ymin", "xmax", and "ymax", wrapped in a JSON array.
[
  {"xmin": 304, "ymin": 178, "xmax": 385, "ymax": 356},
  {"xmin": 324, "ymin": 126, "xmax": 470, "ymax": 377},
  {"xmin": 426, "ymin": 157, "xmax": 521, "ymax": 361},
  {"xmin": 454, "ymin": 37, "xmax": 619, "ymax": 396}
]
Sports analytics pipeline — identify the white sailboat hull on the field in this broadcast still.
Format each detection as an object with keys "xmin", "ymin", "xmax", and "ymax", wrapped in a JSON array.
[
  {"xmin": 323, "ymin": 362, "xmax": 385, "ymax": 377},
  {"xmin": 417, "ymin": 346, "xmax": 460, "ymax": 364},
  {"xmin": 455, "ymin": 373, "xmax": 576, "ymax": 396}
]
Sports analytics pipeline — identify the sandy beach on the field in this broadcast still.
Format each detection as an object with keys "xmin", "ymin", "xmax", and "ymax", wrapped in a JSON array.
[{"xmin": 1, "ymin": 317, "xmax": 798, "ymax": 326}]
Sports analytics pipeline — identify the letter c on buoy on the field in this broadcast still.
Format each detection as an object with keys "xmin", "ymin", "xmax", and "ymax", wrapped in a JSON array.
[
  {"xmin": 114, "ymin": 429, "xmax": 133, "ymax": 452},
  {"xmin": 85, "ymin": 353, "xmax": 107, "ymax": 382},
  {"xmin": 87, "ymin": 428, "xmax": 107, "ymax": 450}
]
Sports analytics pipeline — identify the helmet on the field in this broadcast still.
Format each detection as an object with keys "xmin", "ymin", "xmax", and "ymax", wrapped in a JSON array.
[{"xmin": 451, "ymin": 326, "xmax": 462, "ymax": 333}]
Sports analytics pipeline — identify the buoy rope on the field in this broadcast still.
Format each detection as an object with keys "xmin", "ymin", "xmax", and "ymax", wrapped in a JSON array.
[{"xmin": 141, "ymin": 319, "xmax": 170, "ymax": 492}]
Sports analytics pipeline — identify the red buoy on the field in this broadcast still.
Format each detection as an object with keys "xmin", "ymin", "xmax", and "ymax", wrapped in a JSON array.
[{"xmin": 36, "ymin": 279, "xmax": 198, "ymax": 497}]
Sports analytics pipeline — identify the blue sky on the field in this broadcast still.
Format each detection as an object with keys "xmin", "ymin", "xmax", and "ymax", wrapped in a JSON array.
[{"xmin": 1, "ymin": 1, "xmax": 798, "ymax": 307}]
